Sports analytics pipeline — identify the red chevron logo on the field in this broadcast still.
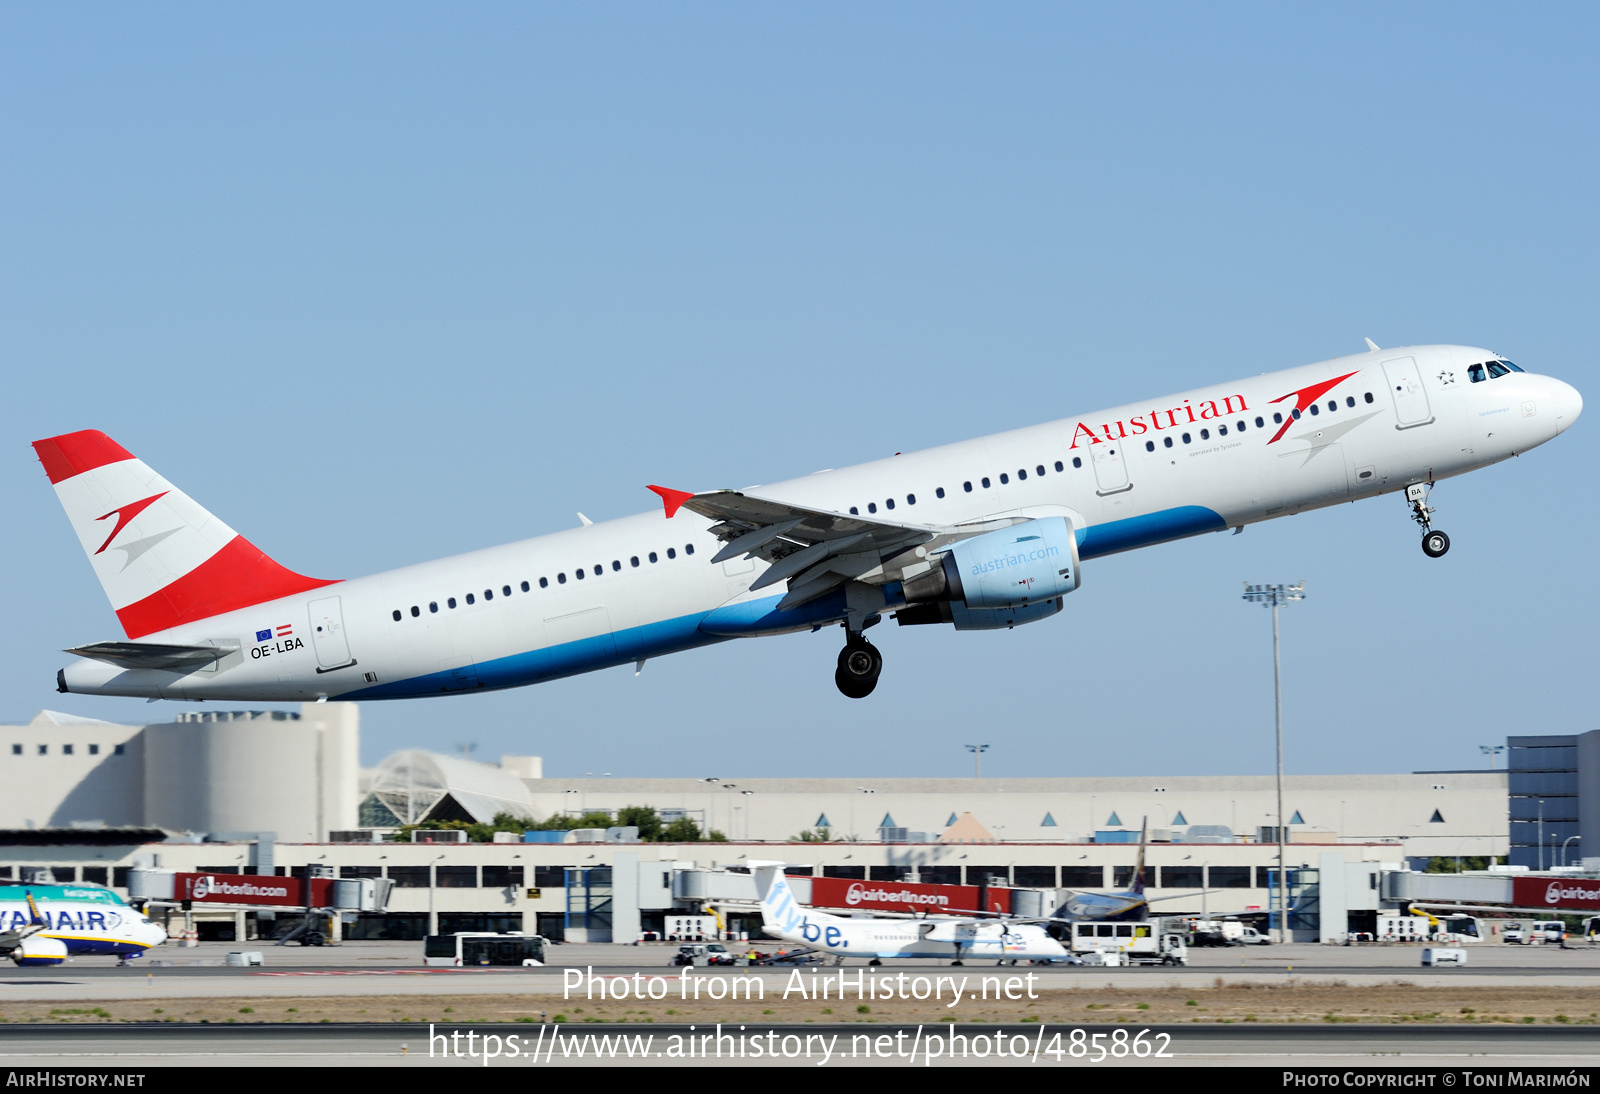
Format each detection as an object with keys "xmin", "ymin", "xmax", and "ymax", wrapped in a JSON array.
[{"xmin": 93, "ymin": 492, "xmax": 168, "ymax": 555}]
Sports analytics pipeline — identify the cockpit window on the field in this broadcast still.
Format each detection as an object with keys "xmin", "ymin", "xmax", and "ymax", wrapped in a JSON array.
[
  {"xmin": 1467, "ymin": 363, "xmax": 1486, "ymax": 383},
  {"xmin": 1500, "ymin": 360, "xmax": 1524, "ymax": 372},
  {"xmin": 1487, "ymin": 362, "xmax": 1511, "ymax": 379}
]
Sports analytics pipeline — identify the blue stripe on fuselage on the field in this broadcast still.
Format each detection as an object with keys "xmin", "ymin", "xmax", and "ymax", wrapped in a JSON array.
[
  {"xmin": 345, "ymin": 506, "xmax": 1224, "ymax": 698},
  {"xmin": 1075, "ymin": 505, "xmax": 1225, "ymax": 559}
]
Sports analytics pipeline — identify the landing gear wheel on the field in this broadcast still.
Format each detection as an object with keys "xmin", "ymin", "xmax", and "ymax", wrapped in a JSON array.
[
  {"xmin": 834, "ymin": 637, "xmax": 882, "ymax": 699},
  {"xmin": 1421, "ymin": 530, "xmax": 1450, "ymax": 558}
]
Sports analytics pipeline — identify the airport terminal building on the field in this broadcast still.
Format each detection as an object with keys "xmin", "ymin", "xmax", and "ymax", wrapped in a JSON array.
[{"xmin": 0, "ymin": 702, "xmax": 1582, "ymax": 945}]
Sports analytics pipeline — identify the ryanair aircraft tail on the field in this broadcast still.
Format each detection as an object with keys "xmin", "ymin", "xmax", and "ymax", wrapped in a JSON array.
[{"xmin": 32, "ymin": 430, "xmax": 337, "ymax": 639}]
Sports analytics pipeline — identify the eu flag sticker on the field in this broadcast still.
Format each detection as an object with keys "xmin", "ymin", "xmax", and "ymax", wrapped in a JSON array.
[{"xmin": 255, "ymin": 629, "xmax": 272, "ymax": 643}]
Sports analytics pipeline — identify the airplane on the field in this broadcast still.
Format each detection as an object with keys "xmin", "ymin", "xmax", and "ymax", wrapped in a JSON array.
[
  {"xmin": 0, "ymin": 885, "xmax": 168, "ymax": 965},
  {"xmin": 748, "ymin": 862, "xmax": 1068, "ymax": 965},
  {"xmin": 37, "ymin": 342, "xmax": 1580, "ymax": 701},
  {"xmin": 1054, "ymin": 819, "xmax": 1228, "ymax": 922}
]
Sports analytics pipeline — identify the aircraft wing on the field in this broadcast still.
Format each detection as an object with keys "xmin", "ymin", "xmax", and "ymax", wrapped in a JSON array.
[
  {"xmin": 66, "ymin": 641, "xmax": 235, "ymax": 672},
  {"xmin": 656, "ymin": 486, "xmax": 1019, "ymax": 611}
]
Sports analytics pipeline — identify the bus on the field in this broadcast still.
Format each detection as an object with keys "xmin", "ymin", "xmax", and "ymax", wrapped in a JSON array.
[{"xmin": 423, "ymin": 932, "xmax": 546, "ymax": 967}]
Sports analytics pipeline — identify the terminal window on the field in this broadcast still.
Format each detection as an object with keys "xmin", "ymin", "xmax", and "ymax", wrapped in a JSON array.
[
  {"xmin": 918, "ymin": 866, "xmax": 959, "ymax": 885},
  {"xmin": 436, "ymin": 866, "xmax": 477, "ymax": 888},
  {"xmin": 822, "ymin": 866, "xmax": 865, "ymax": 880},
  {"xmin": 1209, "ymin": 866, "xmax": 1252, "ymax": 888},
  {"xmin": 1013, "ymin": 866, "xmax": 1056, "ymax": 888},
  {"xmin": 533, "ymin": 866, "xmax": 567, "ymax": 889},
  {"xmin": 339, "ymin": 866, "xmax": 382, "ymax": 879},
  {"xmin": 483, "ymin": 866, "xmax": 524, "ymax": 888},
  {"xmin": 1113, "ymin": 866, "xmax": 1137, "ymax": 888},
  {"xmin": 82, "ymin": 867, "xmax": 107, "ymax": 885},
  {"xmin": 1060, "ymin": 866, "xmax": 1105, "ymax": 887},
  {"xmin": 966, "ymin": 867, "xmax": 1009, "ymax": 886},
  {"xmin": 387, "ymin": 866, "xmax": 430, "ymax": 888},
  {"xmin": 1159, "ymin": 866, "xmax": 1203, "ymax": 888}
]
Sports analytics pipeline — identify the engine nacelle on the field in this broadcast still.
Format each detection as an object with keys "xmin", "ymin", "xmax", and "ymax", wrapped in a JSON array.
[
  {"xmin": 10, "ymin": 935, "xmax": 68, "ymax": 966},
  {"xmin": 898, "ymin": 517, "xmax": 1080, "ymax": 630}
]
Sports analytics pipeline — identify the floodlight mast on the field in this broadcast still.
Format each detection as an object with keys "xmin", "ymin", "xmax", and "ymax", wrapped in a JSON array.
[
  {"xmin": 1242, "ymin": 581, "xmax": 1305, "ymax": 944},
  {"xmin": 966, "ymin": 744, "xmax": 990, "ymax": 779}
]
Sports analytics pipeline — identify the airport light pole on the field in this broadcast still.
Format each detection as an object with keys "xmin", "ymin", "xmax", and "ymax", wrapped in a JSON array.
[
  {"xmin": 1480, "ymin": 745, "xmax": 1505, "ymax": 771},
  {"xmin": 1242, "ymin": 581, "xmax": 1305, "ymax": 944},
  {"xmin": 1538, "ymin": 800, "xmax": 1545, "ymax": 872},
  {"xmin": 1561, "ymin": 835, "xmax": 1580, "ymax": 869},
  {"xmin": 966, "ymin": 744, "xmax": 989, "ymax": 778}
]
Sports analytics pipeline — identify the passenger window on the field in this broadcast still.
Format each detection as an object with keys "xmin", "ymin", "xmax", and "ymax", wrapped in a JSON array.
[
  {"xmin": 1218, "ymin": 425, "xmax": 1227, "ymax": 435},
  {"xmin": 1327, "ymin": 400, "xmax": 1337, "ymax": 412},
  {"xmin": 538, "ymin": 578, "xmax": 548, "ymax": 589},
  {"xmin": 850, "ymin": 506, "xmax": 859, "ymax": 515},
  {"xmin": 1487, "ymin": 362, "xmax": 1511, "ymax": 379},
  {"xmin": 1182, "ymin": 433, "xmax": 1191, "ymax": 443},
  {"xmin": 557, "ymin": 574, "xmax": 566, "ymax": 584},
  {"xmin": 981, "ymin": 477, "xmax": 991, "ymax": 488},
  {"xmin": 593, "ymin": 565, "xmax": 602, "ymax": 575},
  {"xmin": 684, "ymin": 544, "xmax": 694, "ymax": 555},
  {"xmin": 429, "ymin": 602, "xmax": 438, "ymax": 613},
  {"xmin": 1256, "ymin": 416, "xmax": 1265, "ymax": 427},
  {"xmin": 1036, "ymin": 465, "xmax": 1045, "ymax": 476},
  {"xmin": 521, "ymin": 581, "xmax": 530, "ymax": 592},
  {"xmin": 885, "ymin": 498, "xmax": 894, "ymax": 509},
  {"xmin": 504, "ymin": 585, "xmax": 512, "ymax": 596},
  {"xmin": 1072, "ymin": 457, "xmax": 1082, "ymax": 468},
  {"xmin": 1309, "ymin": 404, "xmax": 1319, "ymax": 416},
  {"xmin": 630, "ymin": 557, "xmax": 639, "ymax": 568},
  {"xmin": 867, "ymin": 502, "xmax": 877, "ymax": 513},
  {"xmin": 575, "ymin": 569, "xmax": 585, "ymax": 580},
  {"xmin": 999, "ymin": 473, "xmax": 1008, "ymax": 484},
  {"xmin": 667, "ymin": 548, "xmax": 676, "ymax": 559},
  {"xmin": 1200, "ymin": 428, "xmax": 1210, "ymax": 439},
  {"xmin": 1054, "ymin": 461, "xmax": 1064, "ymax": 472},
  {"xmin": 1345, "ymin": 397, "xmax": 1355, "ymax": 408},
  {"xmin": 649, "ymin": 552, "xmax": 658, "ymax": 563},
  {"xmin": 612, "ymin": 561, "xmax": 621, "ymax": 571},
  {"xmin": 466, "ymin": 593, "xmax": 476, "ymax": 603},
  {"xmin": 1164, "ymin": 436, "xmax": 1173, "ymax": 448},
  {"xmin": 907, "ymin": 494, "xmax": 916, "ymax": 505},
  {"xmin": 410, "ymin": 605, "xmax": 420, "ymax": 617},
  {"xmin": 1364, "ymin": 392, "xmax": 1374, "ymax": 403},
  {"xmin": 1016, "ymin": 469, "xmax": 1026, "ymax": 480},
  {"xmin": 449, "ymin": 596, "xmax": 459, "ymax": 607},
  {"xmin": 1145, "ymin": 440, "xmax": 1155, "ymax": 452},
  {"xmin": 935, "ymin": 487, "xmax": 945, "ymax": 498},
  {"xmin": 1273, "ymin": 412, "xmax": 1283, "ymax": 424},
  {"xmin": 1237, "ymin": 420, "xmax": 1246, "ymax": 431},
  {"xmin": 484, "ymin": 589, "xmax": 493, "ymax": 600},
  {"xmin": 392, "ymin": 610, "xmax": 402, "ymax": 622}
]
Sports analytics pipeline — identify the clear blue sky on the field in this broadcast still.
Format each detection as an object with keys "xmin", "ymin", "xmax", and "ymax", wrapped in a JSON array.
[{"xmin": 3, "ymin": 4, "xmax": 1595, "ymax": 778}]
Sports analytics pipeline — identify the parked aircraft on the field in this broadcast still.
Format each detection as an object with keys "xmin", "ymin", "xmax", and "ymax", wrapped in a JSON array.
[
  {"xmin": 749, "ymin": 862, "xmax": 1068, "ymax": 965},
  {"xmin": 39, "ymin": 344, "xmax": 1579, "ymax": 700},
  {"xmin": 0, "ymin": 885, "xmax": 167, "ymax": 965}
]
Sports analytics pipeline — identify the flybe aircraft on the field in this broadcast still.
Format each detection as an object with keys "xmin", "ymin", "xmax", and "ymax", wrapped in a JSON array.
[
  {"xmin": 38, "ymin": 343, "xmax": 1580, "ymax": 700},
  {"xmin": 0, "ymin": 885, "xmax": 168, "ymax": 965},
  {"xmin": 749, "ymin": 863, "xmax": 1067, "ymax": 964}
]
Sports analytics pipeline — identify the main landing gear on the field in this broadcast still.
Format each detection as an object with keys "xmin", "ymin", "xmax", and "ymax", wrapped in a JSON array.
[
  {"xmin": 1407, "ymin": 482, "xmax": 1450, "ymax": 558},
  {"xmin": 835, "ymin": 632, "xmax": 883, "ymax": 699}
]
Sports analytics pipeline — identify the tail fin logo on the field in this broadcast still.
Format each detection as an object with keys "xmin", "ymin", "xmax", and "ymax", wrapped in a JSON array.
[{"xmin": 93, "ymin": 492, "xmax": 168, "ymax": 555}]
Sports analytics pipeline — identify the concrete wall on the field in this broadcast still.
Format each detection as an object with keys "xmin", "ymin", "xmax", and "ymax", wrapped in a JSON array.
[{"xmin": 0, "ymin": 713, "xmax": 145, "ymax": 829}]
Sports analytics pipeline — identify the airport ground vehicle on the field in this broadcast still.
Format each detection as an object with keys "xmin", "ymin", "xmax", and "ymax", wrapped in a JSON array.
[
  {"xmin": 422, "ymin": 932, "xmax": 545, "ymax": 967},
  {"xmin": 1067, "ymin": 920, "xmax": 1188, "ymax": 966},
  {"xmin": 38, "ymin": 346, "xmax": 1580, "ymax": 703},
  {"xmin": 1237, "ymin": 926, "xmax": 1271, "ymax": 945},
  {"xmin": 1532, "ymin": 921, "xmax": 1567, "ymax": 944},
  {"xmin": 1502, "ymin": 922, "xmax": 1529, "ymax": 944},
  {"xmin": 1188, "ymin": 919, "xmax": 1246, "ymax": 946},
  {"xmin": 669, "ymin": 943, "xmax": 736, "ymax": 967}
]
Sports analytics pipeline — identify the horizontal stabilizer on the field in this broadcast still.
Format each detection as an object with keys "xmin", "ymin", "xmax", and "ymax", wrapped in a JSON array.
[{"xmin": 66, "ymin": 641, "xmax": 234, "ymax": 672}]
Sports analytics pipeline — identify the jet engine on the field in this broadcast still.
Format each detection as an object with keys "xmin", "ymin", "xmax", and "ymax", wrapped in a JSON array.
[
  {"xmin": 896, "ymin": 516, "xmax": 1080, "ymax": 630},
  {"xmin": 9, "ymin": 936, "xmax": 68, "ymax": 966}
]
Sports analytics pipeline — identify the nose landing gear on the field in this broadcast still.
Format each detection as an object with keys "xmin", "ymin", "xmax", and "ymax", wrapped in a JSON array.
[
  {"xmin": 1407, "ymin": 482, "xmax": 1450, "ymax": 558},
  {"xmin": 835, "ymin": 633, "xmax": 882, "ymax": 699}
]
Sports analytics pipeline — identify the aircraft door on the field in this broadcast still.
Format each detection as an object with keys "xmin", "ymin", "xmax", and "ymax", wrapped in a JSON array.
[
  {"xmin": 1382, "ymin": 357, "xmax": 1434, "ymax": 428},
  {"xmin": 1090, "ymin": 440, "xmax": 1131, "ymax": 495},
  {"xmin": 308, "ymin": 596, "xmax": 356, "ymax": 671}
]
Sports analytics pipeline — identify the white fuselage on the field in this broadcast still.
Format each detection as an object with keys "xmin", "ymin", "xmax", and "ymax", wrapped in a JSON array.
[
  {"xmin": 0, "ymin": 888, "xmax": 168, "ymax": 959},
  {"xmin": 58, "ymin": 345, "xmax": 1581, "ymax": 701}
]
